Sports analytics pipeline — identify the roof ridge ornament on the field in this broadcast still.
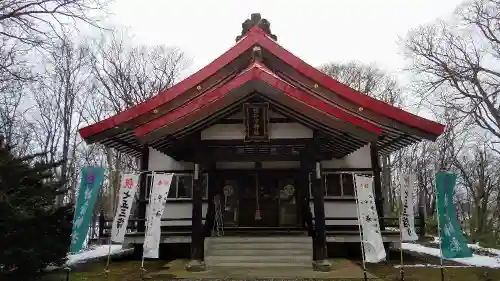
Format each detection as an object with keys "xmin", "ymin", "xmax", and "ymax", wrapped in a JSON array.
[{"xmin": 236, "ymin": 13, "xmax": 277, "ymax": 42}]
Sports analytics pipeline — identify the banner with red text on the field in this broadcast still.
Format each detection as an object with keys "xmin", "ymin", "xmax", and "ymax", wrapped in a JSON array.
[
  {"xmin": 143, "ymin": 173, "xmax": 174, "ymax": 259},
  {"xmin": 111, "ymin": 173, "xmax": 140, "ymax": 243}
]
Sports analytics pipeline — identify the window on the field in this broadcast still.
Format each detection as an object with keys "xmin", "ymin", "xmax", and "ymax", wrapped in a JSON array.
[
  {"xmin": 309, "ymin": 172, "xmax": 358, "ymax": 198},
  {"xmin": 146, "ymin": 173, "xmax": 208, "ymax": 200},
  {"xmin": 325, "ymin": 173, "xmax": 342, "ymax": 196}
]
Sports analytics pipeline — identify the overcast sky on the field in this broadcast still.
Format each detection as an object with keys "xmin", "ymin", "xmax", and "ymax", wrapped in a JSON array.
[{"xmin": 108, "ymin": 0, "xmax": 465, "ymax": 78}]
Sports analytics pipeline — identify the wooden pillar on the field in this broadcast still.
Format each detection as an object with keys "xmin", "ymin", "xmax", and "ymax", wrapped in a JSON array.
[
  {"xmin": 137, "ymin": 146, "xmax": 149, "ymax": 233},
  {"xmin": 187, "ymin": 163, "xmax": 206, "ymax": 271},
  {"xmin": 204, "ymin": 164, "xmax": 216, "ymax": 237},
  {"xmin": 370, "ymin": 141, "xmax": 385, "ymax": 230},
  {"xmin": 312, "ymin": 161, "xmax": 331, "ymax": 271}
]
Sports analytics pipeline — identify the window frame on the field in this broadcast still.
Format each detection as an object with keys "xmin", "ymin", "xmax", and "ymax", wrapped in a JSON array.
[
  {"xmin": 309, "ymin": 171, "xmax": 372, "ymax": 199},
  {"xmin": 145, "ymin": 172, "xmax": 208, "ymax": 201}
]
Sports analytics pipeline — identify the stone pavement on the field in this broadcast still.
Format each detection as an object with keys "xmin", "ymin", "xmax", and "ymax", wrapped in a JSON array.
[{"xmin": 147, "ymin": 259, "xmax": 380, "ymax": 280}]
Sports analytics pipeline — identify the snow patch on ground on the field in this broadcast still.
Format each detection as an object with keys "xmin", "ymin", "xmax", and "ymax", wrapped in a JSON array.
[
  {"xmin": 401, "ymin": 242, "xmax": 500, "ymax": 268},
  {"xmin": 66, "ymin": 245, "xmax": 129, "ymax": 265},
  {"xmin": 429, "ymin": 236, "xmax": 500, "ymax": 257}
]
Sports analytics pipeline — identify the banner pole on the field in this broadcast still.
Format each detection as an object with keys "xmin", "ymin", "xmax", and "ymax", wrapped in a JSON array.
[
  {"xmin": 353, "ymin": 173, "xmax": 368, "ymax": 281},
  {"xmin": 399, "ymin": 176, "xmax": 405, "ymax": 281},
  {"xmin": 434, "ymin": 170, "xmax": 445, "ymax": 281},
  {"xmin": 141, "ymin": 172, "xmax": 155, "ymax": 278},
  {"xmin": 104, "ymin": 171, "xmax": 121, "ymax": 278}
]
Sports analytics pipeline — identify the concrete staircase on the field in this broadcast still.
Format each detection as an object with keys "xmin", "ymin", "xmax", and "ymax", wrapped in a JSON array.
[{"xmin": 204, "ymin": 236, "xmax": 313, "ymax": 268}]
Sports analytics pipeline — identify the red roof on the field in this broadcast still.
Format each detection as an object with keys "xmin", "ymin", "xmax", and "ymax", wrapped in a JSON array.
[
  {"xmin": 79, "ymin": 25, "xmax": 445, "ymax": 146},
  {"xmin": 135, "ymin": 62, "xmax": 383, "ymax": 140}
]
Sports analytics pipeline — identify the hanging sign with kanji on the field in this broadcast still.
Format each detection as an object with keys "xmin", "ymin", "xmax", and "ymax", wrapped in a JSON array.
[
  {"xmin": 244, "ymin": 102, "xmax": 269, "ymax": 142},
  {"xmin": 70, "ymin": 167, "xmax": 105, "ymax": 253},
  {"xmin": 111, "ymin": 173, "xmax": 140, "ymax": 243}
]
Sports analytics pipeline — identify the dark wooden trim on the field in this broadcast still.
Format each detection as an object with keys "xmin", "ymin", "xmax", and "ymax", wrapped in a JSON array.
[
  {"xmin": 137, "ymin": 146, "xmax": 149, "ymax": 232},
  {"xmin": 192, "ymin": 152, "xmax": 331, "ymax": 163},
  {"xmin": 378, "ymin": 134, "xmax": 409, "ymax": 151},
  {"xmin": 138, "ymin": 199, "xmax": 210, "ymax": 203},
  {"xmin": 140, "ymin": 169, "xmax": 196, "ymax": 174},
  {"xmin": 201, "ymin": 138, "xmax": 313, "ymax": 147},
  {"xmin": 322, "ymin": 168, "xmax": 373, "ymax": 172},
  {"xmin": 370, "ymin": 141, "xmax": 385, "ymax": 230},
  {"xmin": 322, "ymin": 197, "xmax": 357, "ymax": 202},
  {"xmin": 216, "ymin": 117, "xmax": 293, "ymax": 124}
]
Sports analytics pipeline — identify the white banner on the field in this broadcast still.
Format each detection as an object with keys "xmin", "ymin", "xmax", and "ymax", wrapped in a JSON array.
[
  {"xmin": 111, "ymin": 173, "xmax": 140, "ymax": 243},
  {"xmin": 143, "ymin": 173, "xmax": 174, "ymax": 259},
  {"xmin": 354, "ymin": 175, "xmax": 386, "ymax": 263},
  {"xmin": 400, "ymin": 174, "xmax": 418, "ymax": 241}
]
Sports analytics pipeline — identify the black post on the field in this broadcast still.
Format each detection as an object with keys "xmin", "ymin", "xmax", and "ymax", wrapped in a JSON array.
[
  {"xmin": 312, "ymin": 161, "xmax": 331, "ymax": 271},
  {"xmin": 98, "ymin": 211, "xmax": 105, "ymax": 243},
  {"xmin": 137, "ymin": 146, "xmax": 149, "ymax": 233},
  {"xmin": 186, "ymin": 163, "xmax": 206, "ymax": 271},
  {"xmin": 370, "ymin": 141, "xmax": 385, "ymax": 230},
  {"xmin": 204, "ymin": 164, "xmax": 217, "ymax": 237}
]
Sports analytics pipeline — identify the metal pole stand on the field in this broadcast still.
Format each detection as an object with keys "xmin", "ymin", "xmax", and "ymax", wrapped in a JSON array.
[
  {"xmin": 140, "ymin": 267, "xmax": 148, "ymax": 280},
  {"xmin": 64, "ymin": 267, "xmax": 71, "ymax": 281}
]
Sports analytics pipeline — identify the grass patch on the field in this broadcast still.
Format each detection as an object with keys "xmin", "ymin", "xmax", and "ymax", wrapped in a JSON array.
[
  {"xmin": 366, "ymin": 263, "xmax": 500, "ymax": 281},
  {"xmin": 364, "ymin": 250, "xmax": 500, "ymax": 281},
  {"xmin": 43, "ymin": 260, "xmax": 166, "ymax": 281}
]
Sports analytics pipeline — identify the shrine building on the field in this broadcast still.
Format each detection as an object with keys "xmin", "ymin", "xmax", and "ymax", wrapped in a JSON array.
[{"xmin": 79, "ymin": 14, "xmax": 445, "ymax": 271}]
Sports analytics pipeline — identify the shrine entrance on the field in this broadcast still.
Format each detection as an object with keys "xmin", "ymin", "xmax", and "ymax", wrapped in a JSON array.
[{"xmin": 219, "ymin": 170, "xmax": 300, "ymax": 228}]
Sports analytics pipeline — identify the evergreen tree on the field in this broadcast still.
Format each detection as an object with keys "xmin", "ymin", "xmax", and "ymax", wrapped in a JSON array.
[{"xmin": 0, "ymin": 146, "xmax": 73, "ymax": 280}]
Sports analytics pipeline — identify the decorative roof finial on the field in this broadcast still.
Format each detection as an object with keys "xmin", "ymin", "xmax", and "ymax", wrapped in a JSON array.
[{"xmin": 236, "ymin": 13, "xmax": 277, "ymax": 42}]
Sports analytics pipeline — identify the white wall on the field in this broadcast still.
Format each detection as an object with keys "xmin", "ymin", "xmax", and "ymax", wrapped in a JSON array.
[
  {"xmin": 311, "ymin": 201, "xmax": 359, "ymax": 226},
  {"xmin": 321, "ymin": 144, "xmax": 371, "ymax": 169},
  {"xmin": 200, "ymin": 123, "xmax": 313, "ymax": 140},
  {"xmin": 148, "ymin": 148, "xmax": 193, "ymax": 171},
  {"xmin": 145, "ymin": 202, "xmax": 208, "ymax": 226}
]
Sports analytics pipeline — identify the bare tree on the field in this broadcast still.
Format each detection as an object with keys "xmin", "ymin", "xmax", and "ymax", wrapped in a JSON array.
[
  {"xmin": 403, "ymin": 0, "xmax": 500, "ymax": 152},
  {"xmin": 320, "ymin": 61, "xmax": 404, "ymax": 106},
  {"xmin": 82, "ymin": 31, "xmax": 189, "ymax": 217},
  {"xmin": 0, "ymin": 0, "xmax": 109, "ymax": 46},
  {"xmin": 30, "ymin": 35, "xmax": 92, "ymax": 205},
  {"xmin": 452, "ymin": 140, "xmax": 500, "ymax": 242},
  {"xmin": 320, "ymin": 61, "xmax": 404, "ymax": 214}
]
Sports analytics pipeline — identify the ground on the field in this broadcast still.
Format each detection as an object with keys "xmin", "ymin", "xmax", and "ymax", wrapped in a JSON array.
[
  {"xmin": 42, "ymin": 240, "xmax": 500, "ymax": 281},
  {"xmin": 43, "ymin": 253, "xmax": 500, "ymax": 281}
]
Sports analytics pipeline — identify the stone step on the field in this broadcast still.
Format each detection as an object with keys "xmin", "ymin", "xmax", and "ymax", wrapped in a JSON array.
[
  {"xmin": 205, "ymin": 255, "xmax": 312, "ymax": 263},
  {"xmin": 208, "ymin": 248, "xmax": 312, "ymax": 256},
  {"xmin": 207, "ymin": 236, "xmax": 310, "ymax": 243},
  {"xmin": 207, "ymin": 262, "xmax": 312, "ymax": 268},
  {"xmin": 208, "ymin": 242, "xmax": 311, "ymax": 250}
]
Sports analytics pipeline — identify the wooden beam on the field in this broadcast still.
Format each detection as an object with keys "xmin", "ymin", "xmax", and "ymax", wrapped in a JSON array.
[
  {"xmin": 137, "ymin": 146, "xmax": 149, "ymax": 233},
  {"xmin": 312, "ymin": 162, "xmax": 328, "ymax": 268},
  {"xmin": 215, "ymin": 117, "xmax": 293, "ymax": 124},
  {"xmin": 370, "ymin": 141, "xmax": 385, "ymax": 230},
  {"xmin": 189, "ymin": 151, "xmax": 328, "ymax": 163},
  {"xmin": 200, "ymin": 138, "xmax": 313, "ymax": 147},
  {"xmin": 190, "ymin": 163, "xmax": 205, "ymax": 267}
]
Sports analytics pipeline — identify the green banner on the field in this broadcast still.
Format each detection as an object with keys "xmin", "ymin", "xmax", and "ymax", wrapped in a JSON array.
[
  {"xmin": 436, "ymin": 171, "xmax": 472, "ymax": 258},
  {"xmin": 70, "ymin": 167, "xmax": 105, "ymax": 253}
]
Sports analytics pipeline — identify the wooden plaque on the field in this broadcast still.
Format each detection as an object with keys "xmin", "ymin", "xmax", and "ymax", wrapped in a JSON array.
[{"xmin": 243, "ymin": 102, "xmax": 269, "ymax": 142}]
